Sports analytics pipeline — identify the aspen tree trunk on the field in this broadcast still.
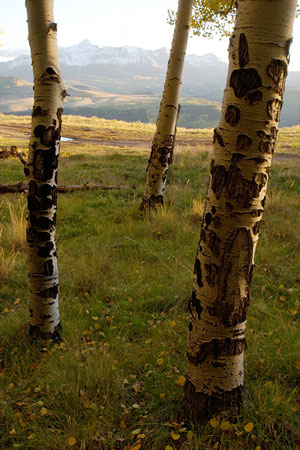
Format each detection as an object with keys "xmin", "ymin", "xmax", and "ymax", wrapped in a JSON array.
[
  {"xmin": 140, "ymin": 0, "xmax": 193, "ymax": 211},
  {"xmin": 183, "ymin": 0, "xmax": 296, "ymax": 421},
  {"xmin": 26, "ymin": 0, "xmax": 65, "ymax": 340}
]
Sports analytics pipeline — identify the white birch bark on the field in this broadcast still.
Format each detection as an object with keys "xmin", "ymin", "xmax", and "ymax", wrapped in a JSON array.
[
  {"xmin": 141, "ymin": 0, "xmax": 193, "ymax": 211},
  {"xmin": 26, "ymin": 0, "xmax": 65, "ymax": 340},
  {"xmin": 183, "ymin": 0, "xmax": 297, "ymax": 420}
]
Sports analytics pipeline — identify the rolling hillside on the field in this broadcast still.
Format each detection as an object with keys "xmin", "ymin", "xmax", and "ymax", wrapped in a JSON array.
[{"xmin": 0, "ymin": 40, "xmax": 299, "ymax": 128}]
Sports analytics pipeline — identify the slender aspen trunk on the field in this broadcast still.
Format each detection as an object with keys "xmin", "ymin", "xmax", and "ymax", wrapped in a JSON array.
[
  {"xmin": 183, "ymin": 0, "xmax": 296, "ymax": 421},
  {"xmin": 26, "ymin": 0, "xmax": 65, "ymax": 340},
  {"xmin": 140, "ymin": 0, "xmax": 193, "ymax": 211}
]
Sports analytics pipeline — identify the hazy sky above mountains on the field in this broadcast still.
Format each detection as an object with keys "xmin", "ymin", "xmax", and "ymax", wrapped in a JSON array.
[{"xmin": 1, "ymin": 0, "xmax": 300, "ymax": 70}]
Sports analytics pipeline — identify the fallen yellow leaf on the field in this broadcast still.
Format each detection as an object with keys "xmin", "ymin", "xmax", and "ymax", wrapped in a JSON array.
[
  {"xmin": 244, "ymin": 422, "xmax": 254, "ymax": 433},
  {"xmin": 40, "ymin": 407, "xmax": 48, "ymax": 416},
  {"xmin": 157, "ymin": 358, "xmax": 164, "ymax": 365},
  {"xmin": 165, "ymin": 446, "xmax": 174, "ymax": 450},
  {"xmin": 171, "ymin": 321, "xmax": 176, "ymax": 327},
  {"xmin": 210, "ymin": 417, "xmax": 220, "ymax": 428},
  {"xmin": 131, "ymin": 429, "xmax": 141, "ymax": 435},
  {"xmin": 170, "ymin": 431, "xmax": 180, "ymax": 440},
  {"xmin": 67, "ymin": 436, "xmax": 76, "ymax": 447},
  {"xmin": 130, "ymin": 443, "xmax": 141, "ymax": 450},
  {"xmin": 175, "ymin": 375, "xmax": 186, "ymax": 386},
  {"xmin": 187, "ymin": 430, "xmax": 193, "ymax": 441},
  {"xmin": 220, "ymin": 421, "xmax": 231, "ymax": 431},
  {"xmin": 28, "ymin": 434, "xmax": 36, "ymax": 440}
]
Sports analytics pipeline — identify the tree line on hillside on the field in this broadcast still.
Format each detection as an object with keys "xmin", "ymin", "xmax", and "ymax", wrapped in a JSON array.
[
  {"xmin": 62, "ymin": 102, "xmax": 222, "ymax": 129},
  {"xmin": 15, "ymin": 0, "xmax": 298, "ymax": 423}
]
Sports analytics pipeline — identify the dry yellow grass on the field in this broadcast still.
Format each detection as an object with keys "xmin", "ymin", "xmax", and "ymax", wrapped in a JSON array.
[
  {"xmin": 190, "ymin": 196, "xmax": 205, "ymax": 225},
  {"xmin": 6, "ymin": 200, "xmax": 27, "ymax": 250},
  {"xmin": 0, "ymin": 227, "xmax": 17, "ymax": 280}
]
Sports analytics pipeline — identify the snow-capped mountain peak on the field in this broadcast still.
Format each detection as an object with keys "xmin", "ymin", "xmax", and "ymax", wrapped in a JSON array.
[{"xmin": 0, "ymin": 40, "xmax": 226, "ymax": 71}]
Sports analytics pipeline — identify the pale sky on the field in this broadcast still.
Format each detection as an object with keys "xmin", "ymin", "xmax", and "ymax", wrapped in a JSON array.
[{"xmin": 1, "ymin": 0, "xmax": 300, "ymax": 70}]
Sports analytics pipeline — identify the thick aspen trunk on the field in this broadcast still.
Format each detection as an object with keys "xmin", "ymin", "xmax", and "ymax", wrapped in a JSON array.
[
  {"xmin": 140, "ymin": 0, "xmax": 193, "ymax": 211},
  {"xmin": 183, "ymin": 0, "xmax": 296, "ymax": 421},
  {"xmin": 26, "ymin": 0, "xmax": 65, "ymax": 340}
]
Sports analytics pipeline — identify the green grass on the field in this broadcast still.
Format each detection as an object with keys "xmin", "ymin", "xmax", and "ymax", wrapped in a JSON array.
[{"xmin": 0, "ymin": 115, "xmax": 300, "ymax": 449}]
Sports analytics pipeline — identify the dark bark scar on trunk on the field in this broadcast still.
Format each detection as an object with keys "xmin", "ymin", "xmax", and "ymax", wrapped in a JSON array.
[
  {"xmin": 213, "ymin": 128, "xmax": 225, "ymax": 147},
  {"xmin": 211, "ymin": 162, "xmax": 227, "ymax": 200},
  {"xmin": 188, "ymin": 289, "xmax": 203, "ymax": 320},
  {"xmin": 245, "ymin": 90, "xmax": 263, "ymax": 104},
  {"xmin": 230, "ymin": 68, "xmax": 262, "ymax": 98},
  {"xmin": 194, "ymin": 257, "xmax": 203, "ymax": 288},
  {"xmin": 238, "ymin": 33, "xmax": 249, "ymax": 68},
  {"xmin": 225, "ymin": 105, "xmax": 240, "ymax": 125},
  {"xmin": 266, "ymin": 59, "xmax": 287, "ymax": 94},
  {"xmin": 205, "ymin": 262, "xmax": 220, "ymax": 287},
  {"xmin": 236, "ymin": 134, "xmax": 252, "ymax": 150},
  {"xmin": 266, "ymin": 99, "xmax": 282, "ymax": 122},
  {"xmin": 187, "ymin": 337, "xmax": 247, "ymax": 365},
  {"xmin": 182, "ymin": 380, "xmax": 244, "ymax": 422},
  {"xmin": 33, "ymin": 148, "xmax": 58, "ymax": 182},
  {"xmin": 215, "ymin": 228, "xmax": 253, "ymax": 326}
]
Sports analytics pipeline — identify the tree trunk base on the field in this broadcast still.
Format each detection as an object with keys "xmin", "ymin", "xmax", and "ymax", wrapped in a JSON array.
[
  {"xmin": 181, "ymin": 379, "xmax": 244, "ymax": 423},
  {"xmin": 140, "ymin": 195, "xmax": 164, "ymax": 212},
  {"xmin": 29, "ymin": 322, "xmax": 62, "ymax": 343}
]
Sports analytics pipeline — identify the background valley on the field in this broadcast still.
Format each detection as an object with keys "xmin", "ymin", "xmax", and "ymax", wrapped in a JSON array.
[{"xmin": 1, "ymin": 40, "xmax": 299, "ymax": 128}]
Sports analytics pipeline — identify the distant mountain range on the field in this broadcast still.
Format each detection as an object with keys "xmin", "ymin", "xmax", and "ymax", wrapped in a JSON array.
[{"xmin": 0, "ymin": 40, "xmax": 299, "ymax": 128}]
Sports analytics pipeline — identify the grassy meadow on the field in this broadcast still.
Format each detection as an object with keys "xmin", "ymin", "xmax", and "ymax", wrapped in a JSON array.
[{"xmin": 0, "ymin": 114, "xmax": 300, "ymax": 449}]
